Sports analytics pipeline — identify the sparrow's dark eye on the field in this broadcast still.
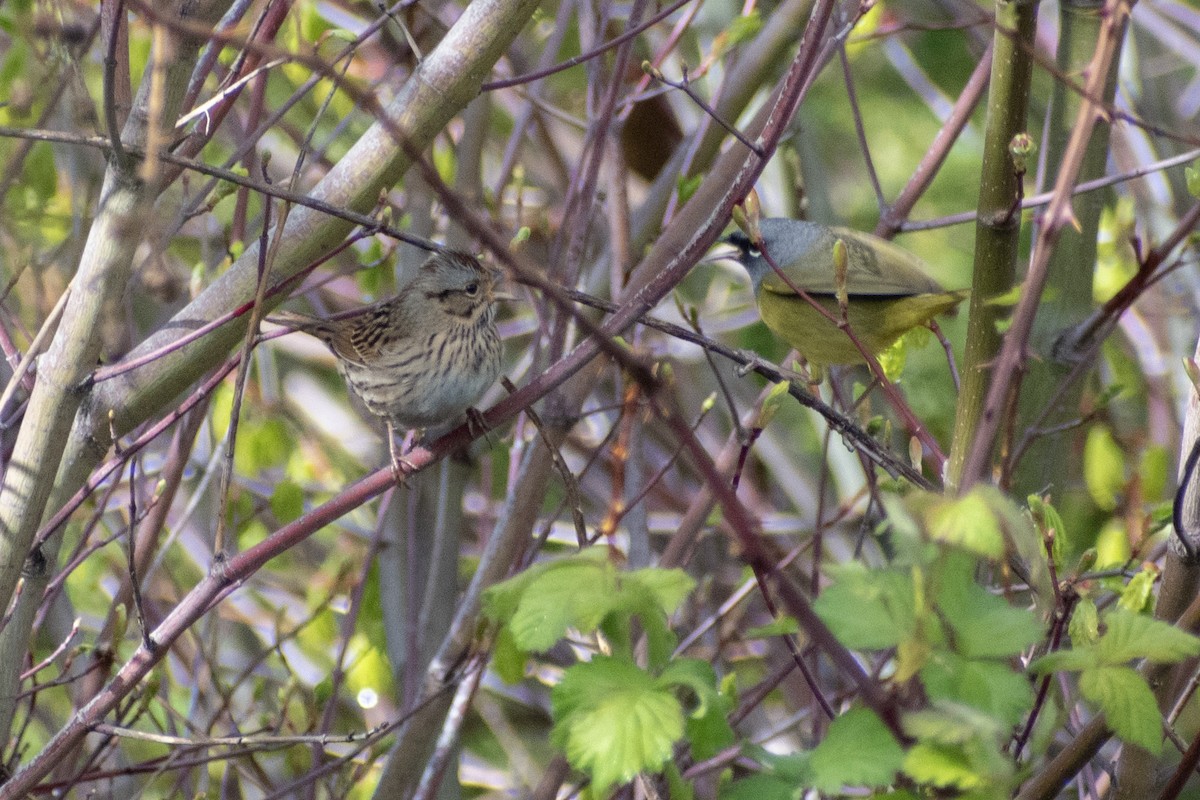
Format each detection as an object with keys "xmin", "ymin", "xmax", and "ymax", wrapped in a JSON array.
[{"xmin": 464, "ymin": 282, "xmax": 480, "ymax": 296}]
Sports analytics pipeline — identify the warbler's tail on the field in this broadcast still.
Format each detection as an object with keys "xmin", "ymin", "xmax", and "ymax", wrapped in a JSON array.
[{"xmin": 939, "ymin": 288, "xmax": 971, "ymax": 318}]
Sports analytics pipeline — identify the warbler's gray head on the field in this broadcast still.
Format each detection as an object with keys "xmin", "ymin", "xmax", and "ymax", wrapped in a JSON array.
[{"xmin": 724, "ymin": 218, "xmax": 827, "ymax": 292}]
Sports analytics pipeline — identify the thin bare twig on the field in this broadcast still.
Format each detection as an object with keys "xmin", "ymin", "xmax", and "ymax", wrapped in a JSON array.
[{"xmin": 126, "ymin": 459, "xmax": 152, "ymax": 650}]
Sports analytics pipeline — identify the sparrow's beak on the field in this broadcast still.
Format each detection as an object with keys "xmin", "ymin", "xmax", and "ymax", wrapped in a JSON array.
[{"xmin": 490, "ymin": 268, "xmax": 519, "ymax": 301}]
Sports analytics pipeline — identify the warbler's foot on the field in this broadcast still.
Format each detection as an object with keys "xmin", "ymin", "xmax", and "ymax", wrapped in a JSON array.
[
  {"xmin": 773, "ymin": 360, "xmax": 815, "ymax": 386},
  {"xmin": 736, "ymin": 350, "xmax": 767, "ymax": 376}
]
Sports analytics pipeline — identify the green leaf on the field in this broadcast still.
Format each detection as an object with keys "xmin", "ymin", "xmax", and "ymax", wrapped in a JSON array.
[
  {"xmin": 875, "ymin": 494, "xmax": 938, "ymax": 565},
  {"xmin": 1096, "ymin": 211, "xmax": 1136, "ymax": 277},
  {"xmin": 1140, "ymin": 445, "xmax": 1170, "ymax": 502},
  {"xmin": 664, "ymin": 763, "xmax": 694, "ymax": 800},
  {"xmin": 901, "ymin": 704, "xmax": 1014, "ymax": 796},
  {"xmin": 627, "ymin": 567, "xmax": 696, "ymax": 617},
  {"xmin": 240, "ymin": 418, "xmax": 292, "ymax": 474},
  {"xmin": 1084, "ymin": 426, "xmax": 1125, "ymax": 511},
  {"xmin": 934, "ymin": 552, "xmax": 1042, "ymax": 658},
  {"xmin": 813, "ymin": 564, "xmax": 915, "ymax": 650},
  {"xmin": 1069, "ymin": 598, "xmax": 1100, "ymax": 646},
  {"xmin": 355, "ymin": 263, "xmax": 388, "ymax": 300},
  {"xmin": 636, "ymin": 600, "xmax": 676, "ymax": 669},
  {"xmin": 24, "ymin": 142, "xmax": 56, "ymax": 202},
  {"xmin": 1149, "ymin": 502, "xmax": 1175, "ymax": 533},
  {"xmin": 1096, "ymin": 607, "xmax": 1200, "ymax": 665},
  {"xmin": 432, "ymin": 140, "xmax": 456, "ymax": 183},
  {"xmin": 659, "ymin": 659, "xmax": 735, "ymax": 760},
  {"xmin": 903, "ymin": 742, "xmax": 980, "ymax": 790},
  {"xmin": 758, "ymin": 380, "xmax": 791, "ymax": 429},
  {"xmin": 482, "ymin": 550, "xmax": 597, "ymax": 621},
  {"xmin": 903, "ymin": 703, "xmax": 1005, "ymax": 747},
  {"xmin": 654, "ymin": 657, "xmax": 709, "ymax": 697},
  {"xmin": 809, "ymin": 709, "xmax": 904, "ymax": 792},
  {"xmin": 923, "ymin": 488, "xmax": 1005, "ymax": 558},
  {"xmin": 719, "ymin": 774, "xmax": 802, "ymax": 800},
  {"xmin": 921, "ymin": 654, "xmax": 1033, "ymax": 725},
  {"xmin": 1078, "ymin": 666, "xmax": 1162, "ymax": 754},
  {"xmin": 345, "ymin": 643, "xmax": 393, "ymax": 700},
  {"xmin": 482, "ymin": 552, "xmax": 695, "ymax": 662},
  {"xmin": 725, "ymin": 11, "xmax": 763, "ymax": 45},
  {"xmin": 876, "ymin": 335, "xmax": 909, "ymax": 382},
  {"xmin": 1030, "ymin": 648, "xmax": 1097, "ymax": 674},
  {"xmin": 324, "ymin": 27, "xmax": 358, "ymax": 44},
  {"xmin": 551, "ymin": 656, "xmax": 684, "ymax": 795},
  {"xmin": 298, "ymin": 2, "xmax": 333, "ymax": 41},
  {"xmin": 1094, "ymin": 521, "xmax": 1131, "ymax": 569},
  {"xmin": 654, "ymin": 660, "xmax": 735, "ymax": 760},
  {"xmin": 896, "ymin": 633, "xmax": 935, "ymax": 683},
  {"xmin": 481, "ymin": 550, "xmax": 614, "ymax": 652},
  {"xmin": 491, "ymin": 625, "xmax": 527, "ymax": 684},
  {"xmin": 744, "ymin": 616, "xmax": 800, "ymax": 640},
  {"xmin": 685, "ymin": 698, "xmax": 735, "ymax": 761},
  {"xmin": 480, "ymin": 570, "xmax": 530, "ymax": 622},
  {"xmin": 746, "ymin": 746, "xmax": 810, "ymax": 780},
  {"xmin": 270, "ymin": 480, "xmax": 304, "ymax": 524},
  {"xmin": 1028, "ymin": 495, "xmax": 1066, "ymax": 566},
  {"xmin": 209, "ymin": 383, "xmax": 234, "ymax": 444},
  {"xmin": 507, "ymin": 559, "xmax": 618, "ymax": 651},
  {"xmin": 1186, "ymin": 165, "xmax": 1200, "ymax": 199},
  {"xmin": 615, "ymin": 566, "xmax": 694, "ymax": 666},
  {"xmin": 1117, "ymin": 567, "xmax": 1157, "ymax": 614},
  {"xmin": 677, "ymin": 174, "xmax": 703, "ymax": 205}
]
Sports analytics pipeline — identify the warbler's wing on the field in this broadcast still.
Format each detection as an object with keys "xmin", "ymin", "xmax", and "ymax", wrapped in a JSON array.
[{"xmin": 757, "ymin": 222, "xmax": 945, "ymax": 298}]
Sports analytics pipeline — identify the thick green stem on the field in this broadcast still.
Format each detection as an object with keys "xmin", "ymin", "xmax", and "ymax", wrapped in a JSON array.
[{"xmin": 946, "ymin": 0, "xmax": 1041, "ymax": 491}]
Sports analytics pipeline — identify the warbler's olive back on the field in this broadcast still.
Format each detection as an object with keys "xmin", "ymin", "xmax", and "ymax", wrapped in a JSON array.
[
  {"xmin": 725, "ymin": 218, "xmax": 968, "ymax": 366},
  {"xmin": 726, "ymin": 218, "xmax": 945, "ymax": 297}
]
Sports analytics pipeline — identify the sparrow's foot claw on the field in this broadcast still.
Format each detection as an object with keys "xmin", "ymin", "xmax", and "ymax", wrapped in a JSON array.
[{"xmin": 465, "ymin": 407, "xmax": 493, "ymax": 440}]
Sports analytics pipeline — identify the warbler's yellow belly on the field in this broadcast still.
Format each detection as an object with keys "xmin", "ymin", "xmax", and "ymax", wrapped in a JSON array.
[{"xmin": 756, "ymin": 290, "xmax": 967, "ymax": 366}]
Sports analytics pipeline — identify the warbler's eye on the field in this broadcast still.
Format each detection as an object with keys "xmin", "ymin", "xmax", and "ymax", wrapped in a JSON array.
[{"xmin": 464, "ymin": 282, "xmax": 479, "ymax": 296}]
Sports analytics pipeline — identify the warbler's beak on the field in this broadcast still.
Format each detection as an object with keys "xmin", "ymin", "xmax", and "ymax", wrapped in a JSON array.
[
  {"xmin": 493, "ymin": 289, "xmax": 518, "ymax": 301},
  {"xmin": 703, "ymin": 248, "xmax": 741, "ymax": 265}
]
